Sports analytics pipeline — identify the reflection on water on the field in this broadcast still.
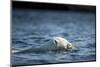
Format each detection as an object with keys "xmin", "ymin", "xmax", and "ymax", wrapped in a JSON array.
[{"xmin": 12, "ymin": 8, "xmax": 96, "ymax": 65}]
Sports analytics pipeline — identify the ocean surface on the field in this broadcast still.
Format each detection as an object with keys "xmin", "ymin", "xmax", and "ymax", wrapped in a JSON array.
[{"xmin": 11, "ymin": 8, "xmax": 96, "ymax": 65}]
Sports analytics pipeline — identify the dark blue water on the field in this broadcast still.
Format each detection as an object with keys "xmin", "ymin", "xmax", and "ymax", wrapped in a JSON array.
[{"xmin": 11, "ymin": 8, "xmax": 96, "ymax": 65}]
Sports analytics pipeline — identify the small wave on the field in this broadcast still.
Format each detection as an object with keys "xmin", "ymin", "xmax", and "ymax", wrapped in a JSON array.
[{"xmin": 12, "ymin": 45, "xmax": 79, "ymax": 54}]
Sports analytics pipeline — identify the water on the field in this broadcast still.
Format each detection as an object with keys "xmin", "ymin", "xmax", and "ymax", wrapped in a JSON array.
[{"xmin": 11, "ymin": 8, "xmax": 96, "ymax": 65}]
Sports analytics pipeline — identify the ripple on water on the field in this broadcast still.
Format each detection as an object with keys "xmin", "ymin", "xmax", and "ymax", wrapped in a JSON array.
[{"xmin": 12, "ymin": 8, "xmax": 96, "ymax": 65}]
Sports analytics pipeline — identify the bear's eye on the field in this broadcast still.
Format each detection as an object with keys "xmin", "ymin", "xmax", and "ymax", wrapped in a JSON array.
[{"xmin": 54, "ymin": 40, "xmax": 58, "ymax": 45}]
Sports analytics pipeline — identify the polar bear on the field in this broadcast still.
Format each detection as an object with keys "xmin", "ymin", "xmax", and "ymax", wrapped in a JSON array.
[
  {"xmin": 12, "ymin": 37, "xmax": 77, "ymax": 53},
  {"xmin": 53, "ymin": 37, "xmax": 73, "ymax": 50}
]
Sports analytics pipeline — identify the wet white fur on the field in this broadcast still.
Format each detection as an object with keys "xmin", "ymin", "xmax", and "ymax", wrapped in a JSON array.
[{"xmin": 53, "ymin": 37, "xmax": 73, "ymax": 49}]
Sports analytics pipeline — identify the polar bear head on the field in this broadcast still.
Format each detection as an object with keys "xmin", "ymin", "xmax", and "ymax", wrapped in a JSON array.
[{"xmin": 53, "ymin": 37, "xmax": 73, "ymax": 50}]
